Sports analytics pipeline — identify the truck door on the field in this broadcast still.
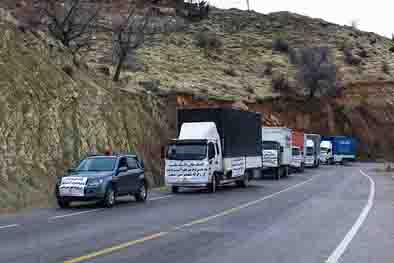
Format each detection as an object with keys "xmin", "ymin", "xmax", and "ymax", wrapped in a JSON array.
[
  {"xmin": 208, "ymin": 143, "xmax": 216, "ymax": 175},
  {"xmin": 214, "ymin": 142, "xmax": 222, "ymax": 172}
]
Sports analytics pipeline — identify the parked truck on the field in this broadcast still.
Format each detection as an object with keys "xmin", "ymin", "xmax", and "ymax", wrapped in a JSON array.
[
  {"xmin": 321, "ymin": 136, "xmax": 357, "ymax": 164},
  {"xmin": 261, "ymin": 127, "xmax": 292, "ymax": 180},
  {"xmin": 320, "ymin": 140, "xmax": 333, "ymax": 164},
  {"xmin": 291, "ymin": 131, "xmax": 305, "ymax": 172},
  {"xmin": 165, "ymin": 108, "xmax": 262, "ymax": 193},
  {"xmin": 305, "ymin": 134, "xmax": 321, "ymax": 168}
]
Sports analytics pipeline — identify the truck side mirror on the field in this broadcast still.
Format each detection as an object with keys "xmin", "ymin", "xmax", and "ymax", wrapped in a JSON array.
[{"xmin": 140, "ymin": 159, "xmax": 144, "ymax": 169}]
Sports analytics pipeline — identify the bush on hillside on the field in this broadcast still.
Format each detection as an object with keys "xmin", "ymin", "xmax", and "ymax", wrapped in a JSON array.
[
  {"xmin": 296, "ymin": 46, "xmax": 341, "ymax": 98},
  {"xmin": 272, "ymin": 38, "xmax": 290, "ymax": 53},
  {"xmin": 389, "ymin": 46, "xmax": 394, "ymax": 53},
  {"xmin": 382, "ymin": 61, "xmax": 390, "ymax": 75},
  {"xmin": 343, "ymin": 47, "xmax": 362, "ymax": 66},
  {"xmin": 195, "ymin": 31, "xmax": 223, "ymax": 50},
  {"xmin": 272, "ymin": 73, "xmax": 290, "ymax": 93}
]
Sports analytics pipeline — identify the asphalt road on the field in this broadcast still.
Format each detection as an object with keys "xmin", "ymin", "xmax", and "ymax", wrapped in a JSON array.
[{"xmin": 1, "ymin": 163, "xmax": 393, "ymax": 263}]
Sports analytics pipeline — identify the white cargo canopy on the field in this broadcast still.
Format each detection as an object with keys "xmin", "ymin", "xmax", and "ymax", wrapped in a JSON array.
[{"xmin": 179, "ymin": 122, "xmax": 220, "ymax": 141}]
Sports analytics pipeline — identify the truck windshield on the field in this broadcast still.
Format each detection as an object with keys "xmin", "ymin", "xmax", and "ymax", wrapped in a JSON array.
[
  {"xmin": 321, "ymin": 147, "xmax": 329, "ymax": 153},
  {"xmin": 306, "ymin": 147, "xmax": 314, "ymax": 156},
  {"xmin": 166, "ymin": 144, "xmax": 207, "ymax": 160},
  {"xmin": 263, "ymin": 141, "xmax": 279, "ymax": 150},
  {"xmin": 292, "ymin": 148, "xmax": 300, "ymax": 156},
  {"xmin": 76, "ymin": 158, "xmax": 116, "ymax": 172}
]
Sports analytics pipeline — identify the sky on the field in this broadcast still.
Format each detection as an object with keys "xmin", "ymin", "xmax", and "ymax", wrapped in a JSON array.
[{"xmin": 210, "ymin": 0, "xmax": 392, "ymax": 38}]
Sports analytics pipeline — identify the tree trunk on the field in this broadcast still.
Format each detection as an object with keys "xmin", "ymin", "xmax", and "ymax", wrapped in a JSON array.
[{"xmin": 113, "ymin": 56, "xmax": 125, "ymax": 82}]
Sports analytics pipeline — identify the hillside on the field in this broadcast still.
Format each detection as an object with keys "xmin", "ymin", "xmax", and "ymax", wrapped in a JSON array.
[{"xmin": 85, "ymin": 8, "xmax": 394, "ymax": 101}]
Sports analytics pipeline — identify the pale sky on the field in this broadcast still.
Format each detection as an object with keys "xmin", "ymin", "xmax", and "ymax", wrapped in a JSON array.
[{"xmin": 211, "ymin": 0, "xmax": 393, "ymax": 38}]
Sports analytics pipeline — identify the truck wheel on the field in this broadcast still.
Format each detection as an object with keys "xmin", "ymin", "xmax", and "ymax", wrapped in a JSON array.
[
  {"xmin": 284, "ymin": 167, "xmax": 289, "ymax": 177},
  {"xmin": 135, "ymin": 181, "xmax": 148, "ymax": 202},
  {"xmin": 236, "ymin": 172, "xmax": 249, "ymax": 188},
  {"xmin": 57, "ymin": 199, "xmax": 70, "ymax": 209},
  {"xmin": 102, "ymin": 185, "xmax": 116, "ymax": 208},
  {"xmin": 275, "ymin": 168, "xmax": 281, "ymax": 180},
  {"xmin": 208, "ymin": 175, "xmax": 217, "ymax": 193},
  {"xmin": 171, "ymin": 186, "xmax": 179, "ymax": 194}
]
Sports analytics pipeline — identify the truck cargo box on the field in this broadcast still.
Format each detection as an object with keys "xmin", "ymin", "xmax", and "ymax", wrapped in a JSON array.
[
  {"xmin": 322, "ymin": 136, "xmax": 357, "ymax": 161},
  {"xmin": 177, "ymin": 108, "xmax": 262, "ymax": 158},
  {"xmin": 292, "ymin": 131, "xmax": 305, "ymax": 151}
]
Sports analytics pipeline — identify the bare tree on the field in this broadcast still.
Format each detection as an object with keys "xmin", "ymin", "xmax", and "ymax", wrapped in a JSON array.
[
  {"xmin": 296, "ymin": 47, "xmax": 341, "ymax": 98},
  {"xmin": 111, "ymin": 3, "xmax": 178, "ymax": 82},
  {"xmin": 29, "ymin": 0, "xmax": 103, "ymax": 54}
]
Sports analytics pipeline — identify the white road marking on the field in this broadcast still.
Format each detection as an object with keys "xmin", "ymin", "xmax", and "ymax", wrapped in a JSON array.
[
  {"xmin": 149, "ymin": 195, "xmax": 174, "ymax": 201},
  {"xmin": 49, "ymin": 195, "xmax": 174, "ymax": 220},
  {"xmin": 0, "ymin": 224, "xmax": 19, "ymax": 230},
  {"xmin": 326, "ymin": 169, "xmax": 375, "ymax": 263},
  {"xmin": 49, "ymin": 209, "xmax": 104, "ymax": 220},
  {"xmin": 173, "ymin": 174, "xmax": 321, "ymax": 230}
]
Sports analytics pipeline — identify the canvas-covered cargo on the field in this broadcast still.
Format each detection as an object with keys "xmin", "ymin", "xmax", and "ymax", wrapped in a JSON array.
[{"xmin": 177, "ymin": 108, "xmax": 262, "ymax": 158}]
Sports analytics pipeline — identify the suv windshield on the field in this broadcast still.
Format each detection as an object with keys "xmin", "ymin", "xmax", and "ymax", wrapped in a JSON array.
[
  {"xmin": 263, "ymin": 141, "xmax": 280, "ymax": 150},
  {"xmin": 306, "ymin": 147, "xmax": 314, "ymax": 156},
  {"xmin": 76, "ymin": 157, "xmax": 117, "ymax": 172},
  {"xmin": 167, "ymin": 144, "xmax": 207, "ymax": 160}
]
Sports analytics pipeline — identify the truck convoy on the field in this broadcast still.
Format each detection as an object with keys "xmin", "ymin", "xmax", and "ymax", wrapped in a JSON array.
[
  {"xmin": 291, "ymin": 131, "xmax": 305, "ymax": 172},
  {"xmin": 305, "ymin": 134, "xmax": 321, "ymax": 168},
  {"xmin": 320, "ymin": 136, "xmax": 358, "ymax": 164},
  {"xmin": 261, "ymin": 127, "xmax": 292, "ymax": 180},
  {"xmin": 165, "ymin": 108, "xmax": 262, "ymax": 193}
]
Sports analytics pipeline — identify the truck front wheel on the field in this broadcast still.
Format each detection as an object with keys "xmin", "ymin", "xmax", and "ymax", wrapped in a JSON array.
[
  {"xmin": 236, "ymin": 172, "xmax": 250, "ymax": 188},
  {"xmin": 274, "ymin": 168, "xmax": 281, "ymax": 180},
  {"xmin": 207, "ymin": 175, "xmax": 217, "ymax": 193},
  {"xmin": 171, "ymin": 186, "xmax": 179, "ymax": 194}
]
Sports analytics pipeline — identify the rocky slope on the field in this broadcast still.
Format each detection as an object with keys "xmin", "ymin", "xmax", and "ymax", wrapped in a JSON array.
[{"xmin": 0, "ymin": 18, "xmax": 175, "ymax": 212}]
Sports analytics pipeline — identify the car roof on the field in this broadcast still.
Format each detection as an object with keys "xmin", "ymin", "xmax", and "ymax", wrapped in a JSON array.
[{"xmin": 87, "ymin": 154, "xmax": 137, "ymax": 159}]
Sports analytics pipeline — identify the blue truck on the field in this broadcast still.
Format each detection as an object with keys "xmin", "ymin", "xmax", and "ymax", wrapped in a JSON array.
[{"xmin": 320, "ymin": 136, "xmax": 357, "ymax": 164}]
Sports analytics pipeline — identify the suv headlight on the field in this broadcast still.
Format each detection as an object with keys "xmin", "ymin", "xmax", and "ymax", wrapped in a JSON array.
[{"xmin": 87, "ymin": 178, "xmax": 104, "ymax": 187}]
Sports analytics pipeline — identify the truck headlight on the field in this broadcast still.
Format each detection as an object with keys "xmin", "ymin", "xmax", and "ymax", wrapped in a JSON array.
[{"xmin": 87, "ymin": 178, "xmax": 104, "ymax": 187}]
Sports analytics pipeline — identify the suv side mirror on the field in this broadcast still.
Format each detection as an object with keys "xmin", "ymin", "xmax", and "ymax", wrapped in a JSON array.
[{"xmin": 118, "ymin": 166, "xmax": 127, "ymax": 173}]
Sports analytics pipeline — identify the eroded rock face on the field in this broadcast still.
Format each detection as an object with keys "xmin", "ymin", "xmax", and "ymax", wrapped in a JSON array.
[{"xmin": 0, "ymin": 24, "xmax": 176, "ymax": 212}]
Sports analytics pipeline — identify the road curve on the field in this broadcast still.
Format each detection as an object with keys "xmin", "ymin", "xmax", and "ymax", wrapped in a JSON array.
[{"xmin": 0, "ymin": 163, "xmax": 392, "ymax": 263}]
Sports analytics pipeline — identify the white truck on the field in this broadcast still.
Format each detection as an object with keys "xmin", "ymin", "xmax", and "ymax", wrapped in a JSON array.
[
  {"xmin": 165, "ymin": 108, "xmax": 262, "ymax": 193},
  {"xmin": 261, "ymin": 127, "xmax": 292, "ymax": 180},
  {"xmin": 320, "ymin": 140, "xmax": 333, "ymax": 164},
  {"xmin": 305, "ymin": 134, "xmax": 321, "ymax": 168}
]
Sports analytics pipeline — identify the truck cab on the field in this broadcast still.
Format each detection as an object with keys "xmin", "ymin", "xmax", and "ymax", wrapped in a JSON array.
[
  {"xmin": 165, "ymin": 122, "xmax": 222, "ymax": 193},
  {"xmin": 305, "ymin": 139, "xmax": 316, "ymax": 167},
  {"xmin": 291, "ymin": 146, "xmax": 305, "ymax": 172},
  {"xmin": 261, "ymin": 127, "xmax": 292, "ymax": 180},
  {"xmin": 320, "ymin": 140, "xmax": 333, "ymax": 164}
]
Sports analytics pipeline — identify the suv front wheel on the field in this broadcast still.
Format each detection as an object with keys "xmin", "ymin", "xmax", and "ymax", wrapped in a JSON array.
[
  {"xmin": 135, "ymin": 181, "xmax": 148, "ymax": 202},
  {"xmin": 102, "ymin": 185, "xmax": 116, "ymax": 208}
]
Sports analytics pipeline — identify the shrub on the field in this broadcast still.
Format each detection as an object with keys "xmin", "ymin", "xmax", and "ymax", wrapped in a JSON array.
[
  {"xmin": 224, "ymin": 67, "xmax": 238, "ymax": 77},
  {"xmin": 358, "ymin": 48, "xmax": 368, "ymax": 58},
  {"xmin": 183, "ymin": 0, "xmax": 210, "ymax": 21},
  {"xmin": 389, "ymin": 46, "xmax": 394, "ymax": 53},
  {"xmin": 195, "ymin": 32, "xmax": 223, "ymax": 50},
  {"xmin": 288, "ymin": 47, "xmax": 299, "ymax": 64},
  {"xmin": 272, "ymin": 38, "xmax": 290, "ymax": 53},
  {"xmin": 343, "ymin": 47, "xmax": 361, "ymax": 66},
  {"xmin": 296, "ymin": 46, "xmax": 341, "ymax": 98},
  {"xmin": 382, "ymin": 61, "xmax": 390, "ymax": 74},
  {"xmin": 62, "ymin": 65, "xmax": 74, "ymax": 77},
  {"xmin": 264, "ymin": 62, "xmax": 274, "ymax": 76},
  {"xmin": 272, "ymin": 73, "xmax": 290, "ymax": 93}
]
